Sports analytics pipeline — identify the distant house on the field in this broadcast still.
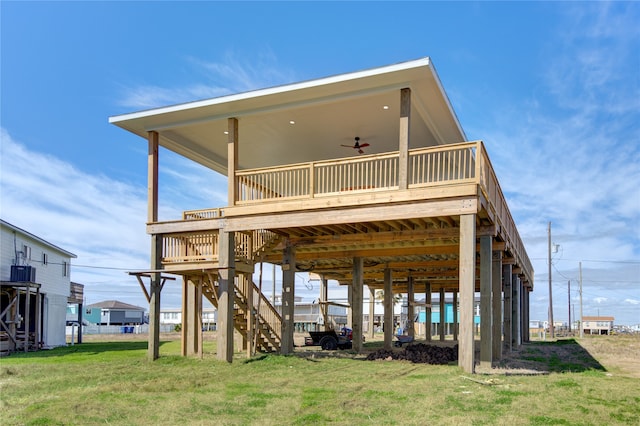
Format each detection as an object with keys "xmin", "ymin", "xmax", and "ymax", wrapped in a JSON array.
[
  {"xmin": 86, "ymin": 300, "xmax": 145, "ymax": 325},
  {"xmin": 582, "ymin": 316, "xmax": 614, "ymax": 335},
  {"xmin": 413, "ymin": 296, "xmax": 481, "ymax": 336},
  {"xmin": 1, "ymin": 219, "xmax": 77, "ymax": 352},
  {"xmin": 160, "ymin": 307, "xmax": 217, "ymax": 330},
  {"xmin": 270, "ymin": 295, "xmax": 348, "ymax": 333}
]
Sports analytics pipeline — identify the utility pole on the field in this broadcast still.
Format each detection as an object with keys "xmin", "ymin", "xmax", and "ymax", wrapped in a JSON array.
[
  {"xmin": 568, "ymin": 280, "xmax": 571, "ymax": 333},
  {"xmin": 579, "ymin": 262, "xmax": 584, "ymax": 338},
  {"xmin": 548, "ymin": 222, "xmax": 555, "ymax": 339}
]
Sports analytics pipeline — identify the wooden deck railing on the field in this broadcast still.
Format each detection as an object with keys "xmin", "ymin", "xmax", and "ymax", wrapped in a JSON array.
[
  {"xmin": 161, "ymin": 229, "xmax": 279, "ymax": 266},
  {"xmin": 162, "ymin": 231, "xmax": 219, "ymax": 263},
  {"xmin": 408, "ymin": 143, "xmax": 476, "ymax": 186},
  {"xmin": 475, "ymin": 144, "xmax": 533, "ymax": 276},
  {"xmin": 183, "ymin": 208, "xmax": 224, "ymax": 219},
  {"xmin": 236, "ymin": 142, "xmax": 479, "ymax": 204},
  {"xmin": 165, "ymin": 141, "xmax": 532, "ymax": 281}
]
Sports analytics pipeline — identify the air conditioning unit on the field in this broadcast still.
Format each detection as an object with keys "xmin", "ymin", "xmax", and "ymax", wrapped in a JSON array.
[{"xmin": 10, "ymin": 265, "xmax": 36, "ymax": 282}]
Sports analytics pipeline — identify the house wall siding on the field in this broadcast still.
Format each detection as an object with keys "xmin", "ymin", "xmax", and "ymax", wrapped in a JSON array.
[{"xmin": 1, "ymin": 222, "xmax": 74, "ymax": 348}]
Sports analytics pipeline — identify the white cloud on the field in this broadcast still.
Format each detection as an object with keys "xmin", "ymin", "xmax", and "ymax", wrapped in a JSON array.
[
  {"xmin": 117, "ymin": 49, "xmax": 297, "ymax": 110},
  {"xmin": 624, "ymin": 299, "xmax": 640, "ymax": 305},
  {"xmin": 117, "ymin": 84, "xmax": 231, "ymax": 110}
]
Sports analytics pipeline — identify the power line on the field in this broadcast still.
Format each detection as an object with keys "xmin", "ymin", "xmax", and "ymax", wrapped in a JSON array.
[{"xmin": 530, "ymin": 257, "xmax": 640, "ymax": 264}]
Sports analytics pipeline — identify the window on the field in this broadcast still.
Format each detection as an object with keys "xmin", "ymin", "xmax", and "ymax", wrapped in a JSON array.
[
  {"xmin": 23, "ymin": 245, "xmax": 31, "ymax": 260},
  {"xmin": 62, "ymin": 261, "xmax": 68, "ymax": 277},
  {"xmin": 42, "ymin": 253, "xmax": 48, "ymax": 265}
]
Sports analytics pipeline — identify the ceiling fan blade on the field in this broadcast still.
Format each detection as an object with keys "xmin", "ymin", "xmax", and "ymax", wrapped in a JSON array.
[
  {"xmin": 358, "ymin": 149, "xmax": 364, "ymax": 154},
  {"xmin": 341, "ymin": 144, "xmax": 356, "ymax": 148},
  {"xmin": 359, "ymin": 143, "xmax": 370, "ymax": 148}
]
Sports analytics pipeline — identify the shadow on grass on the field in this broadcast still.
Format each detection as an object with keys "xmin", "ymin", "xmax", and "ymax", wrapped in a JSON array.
[
  {"xmin": 512, "ymin": 338, "xmax": 606, "ymax": 373},
  {"xmin": 2, "ymin": 340, "xmax": 169, "ymax": 359}
]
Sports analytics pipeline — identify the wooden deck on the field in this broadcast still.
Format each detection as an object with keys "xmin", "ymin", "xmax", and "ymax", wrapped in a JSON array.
[{"xmin": 148, "ymin": 141, "xmax": 533, "ymax": 291}]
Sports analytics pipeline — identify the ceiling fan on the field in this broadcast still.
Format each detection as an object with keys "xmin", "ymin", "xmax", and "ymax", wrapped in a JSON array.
[{"xmin": 341, "ymin": 137, "xmax": 370, "ymax": 154}]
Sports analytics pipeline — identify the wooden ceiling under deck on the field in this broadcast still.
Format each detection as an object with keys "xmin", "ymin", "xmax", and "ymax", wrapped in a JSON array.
[{"xmin": 260, "ymin": 211, "xmax": 518, "ymax": 294}]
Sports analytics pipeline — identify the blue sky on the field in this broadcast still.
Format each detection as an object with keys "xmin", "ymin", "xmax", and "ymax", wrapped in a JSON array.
[{"xmin": 1, "ymin": 1, "xmax": 639, "ymax": 326}]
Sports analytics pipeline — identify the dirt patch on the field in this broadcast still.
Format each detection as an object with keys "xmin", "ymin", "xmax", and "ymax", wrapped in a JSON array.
[{"xmin": 365, "ymin": 343, "xmax": 458, "ymax": 364}]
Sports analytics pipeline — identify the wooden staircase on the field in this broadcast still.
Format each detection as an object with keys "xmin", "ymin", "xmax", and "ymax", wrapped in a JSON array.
[
  {"xmin": 202, "ymin": 274, "xmax": 282, "ymax": 353},
  {"xmin": 201, "ymin": 230, "xmax": 284, "ymax": 353}
]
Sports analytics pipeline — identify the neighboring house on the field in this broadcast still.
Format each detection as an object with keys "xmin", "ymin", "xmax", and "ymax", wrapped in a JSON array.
[
  {"xmin": 1, "ymin": 219, "xmax": 77, "ymax": 352},
  {"xmin": 278, "ymin": 299, "xmax": 348, "ymax": 333},
  {"xmin": 86, "ymin": 300, "xmax": 145, "ymax": 325},
  {"xmin": 530, "ymin": 320, "xmax": 544, "ymax": 335},
  {"xmin": 111, "ymin": 57, "xmax": 534, "ymax": 373},
  {"xmin": 413, "ymin": 296, "xmax": 481, "ymax": 336},
  {"xmin": 582, "ymin": 316, "xmax": 614, "ymax": 335},
  {"xmin": 160, "ymin": 307, "xmax": 217, "ymax": 330}
]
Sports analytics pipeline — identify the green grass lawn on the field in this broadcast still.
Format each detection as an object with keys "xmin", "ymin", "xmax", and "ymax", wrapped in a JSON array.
[{"xmin": 1, "ymin": 338, "xmax": 639, "ymax": 425}]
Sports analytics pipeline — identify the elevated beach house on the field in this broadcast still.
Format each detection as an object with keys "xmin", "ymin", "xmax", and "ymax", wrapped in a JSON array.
[{"xmin": 110, "ymin": 57, "xmax": 533, "ymax": 373}]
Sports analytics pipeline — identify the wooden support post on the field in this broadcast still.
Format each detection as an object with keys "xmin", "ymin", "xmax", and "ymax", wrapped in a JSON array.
[
  {"xmin": 35, "ymin": 287, "xmax": 41, "ymax": 347},
  {"xmin": 503, "ymin": 264, "xmax": 512, "ymax": 352},
  {"xmin": 459, "ymin": 214, "xmax": 476, "ymax": 374},
  {"xmin": 346, "ymin": 282, "xmax": 353, "ymax": 329},
  {"xmin": 439, "ymin": 288, "xmax": 445, "ymax": 341},
  {"xmin": 218, "ymin": 231, "xmax": 235, "ymax": 362},
  {"xmin": 246, "ymin": 274, "xmax": 254, "ymax": 358},
  {"xmin": 368, "ymin": 286, "xmax": 375, "ymax": 340},
  {"xmin": 321, "ymin": 277, "xmax": 329, "ymax": 331},
  {"xmin": 351, "ymin": 257, "xmax": 364, "ymax": 353},
  {"xmin": 185, "ymin": 277, "xmax": 199, "ymax": 356},
  {"xmin": 24, "ymin": 284, "xmax": 30, "ymax": 352},
  {"xmin": 425, "ymin": 282, "xmax": 432, "ymax": 341},
  {"xmin": 383, "ymin": 267, "xmax": 393, "ymax": 350},
  {"xmin": 453, "ymin": 291, "xmax": 458, "ymax": 341},
  {"xmin": 147, "ymin": 131, "xmax": 159, "ymax": 223},
  {"xmin": 512, "ymin": 274, "xmax": 520, "ymax": 348},
  {"xmin": 149, "ymin": 236, "xmax": 162, "ymax": 361},
  {"xmin": 147, "ymin": 131, "xmax": 161, "ymax": 361},
  {"xmin": 523, "ymin": 287, "xmax": 530, "ymax": 342},
  {"xmin": 228, "ymin": 118, "xmax": 238, "ymax": 206},
  {"xmin": 181, "ymin": 277, "xmax": 188, "ymax": 357},
  {"xmin": 492, "ymin": 251, "xmax": 503, "ymax": 363},
  {"xmin": 480, "ymin": 235, "xmax": 493, "ymax": 368},
  {"xmin": 398, "ymin": 88, "xmax": 411, "ymax": 190},
  {"xmin": 281, "ymin": 242, "xmax": 295, "ymax": 355},
  {"xmin": 407, "ymin": 275, "xmax": 414, "ymax": 338},
  {"xmin": 196, "ymin": 276, "xmax": 203, "ymax": 358}
]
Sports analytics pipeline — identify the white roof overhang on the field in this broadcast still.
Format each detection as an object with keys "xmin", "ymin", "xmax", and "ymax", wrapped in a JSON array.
[{"xmin": 109, "ymin": 57, "xmax": 466, "ymax": 174}]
